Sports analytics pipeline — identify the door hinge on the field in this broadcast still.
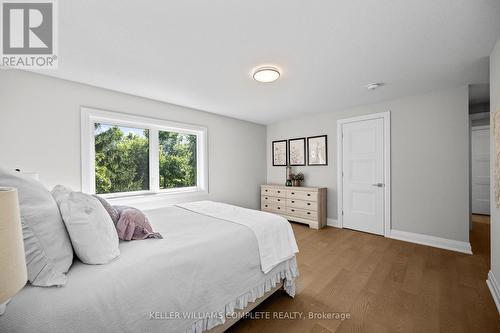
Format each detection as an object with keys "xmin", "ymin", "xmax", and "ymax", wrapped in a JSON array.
[{"xmin": 342, "ymin": 210, "xmax": 344, "ymax": 216}]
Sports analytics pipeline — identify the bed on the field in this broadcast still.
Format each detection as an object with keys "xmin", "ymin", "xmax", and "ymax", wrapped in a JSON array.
[{"xmin": 0, "ymin": 203, "xmax": 299, "ymax": 333}]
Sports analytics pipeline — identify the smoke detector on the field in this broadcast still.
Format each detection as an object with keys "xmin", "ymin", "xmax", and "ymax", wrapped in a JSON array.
[{"xmin": 366, "ymin": 83, "xmax": 385, "ymax": 90}]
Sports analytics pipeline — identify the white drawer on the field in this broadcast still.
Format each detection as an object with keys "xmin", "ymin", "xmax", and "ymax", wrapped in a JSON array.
[
  {"xmin": 262, "ymin": 195, "xmax": 285, "ymax": 205},
  {"xmin": 286, "ymin": 207, "xmax": 318, "ymax": 221},
  {"xmin": 261, "ymin": 202, "xmax": 285, "ymax": 213},
  {"xmin": 261, "ymin": 186, "xmax": 286, "ymax": 198},
  {"xmin": 286, "ymin": 189, "xmax": 317, "ymax": 201},
  {"xmin": 288, "ymin": 199, "xmax": 317, "ymax": 211}
]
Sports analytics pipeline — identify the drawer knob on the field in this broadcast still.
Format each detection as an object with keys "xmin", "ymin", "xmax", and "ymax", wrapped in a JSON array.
[
  {"xmin": 307, "ymin": 194, "xmax": 311, "ymax": 196},
  {"xmin": 277, "ymin": 199, "xmax": 280, "ymax": 201},
  {"xmin": 291, "ymin": 209, "xmax": 295, "ymax": 212},
  {"xmin": 291, "ymin": 201, "xmax": 295, "ymax": 203},
  {"xmin": 277, "ymin": 190, "xmax": 281, "ymax": 193},
  {"xmin": 265, "ymin": 205, "xmax": 268, "ymax": 207},
  {"xmin": 307, "ymin": 212, "xmax": 311, "ymax": 215},
  {"xmin": 307, "ymin": 203, "xmax": 311, "ymax": 206},
  {"xmin": 265, "ymin": 189, "xmax": 268, "ymax": 192},
  {"xmin": 277, "ymin": 207, "xmax": 281, "ymax": 210},
  {"xmin": 265, "ymin": 197, "xmax": 268, "ymax": 199},
  {"xmin": 291, "ymin": 192, "xmax": 295, "ymax": 195}
]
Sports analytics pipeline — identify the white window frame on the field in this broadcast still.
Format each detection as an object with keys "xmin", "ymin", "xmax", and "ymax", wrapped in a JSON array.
[{"xmin": 81, "ymin": 107, "xmax": 208, "ymax": 199}]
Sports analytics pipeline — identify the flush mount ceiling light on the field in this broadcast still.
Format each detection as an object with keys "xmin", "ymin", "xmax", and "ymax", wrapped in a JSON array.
[
  {"xmin": 253, "ymin": 66, "xmax": 280, "ymax": 83},
  {"xmin": 366, "ymin": 82, "xmax": 385, "ymax": 91}
]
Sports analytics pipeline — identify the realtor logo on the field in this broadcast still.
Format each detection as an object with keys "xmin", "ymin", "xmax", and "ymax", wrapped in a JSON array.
[{"xmin": 1, "ymin": 0, "xmax": 57, "ymax": 68}]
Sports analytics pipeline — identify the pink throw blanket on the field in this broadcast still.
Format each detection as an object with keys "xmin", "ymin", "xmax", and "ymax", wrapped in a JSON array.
[{"xmin": 114, "ymin": 206, "xmax": 163, "ymax": 241}]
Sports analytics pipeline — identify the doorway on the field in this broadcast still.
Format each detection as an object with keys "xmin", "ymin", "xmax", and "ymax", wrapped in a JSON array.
[
  {"xmin": 468, "ymin": 84, "xmax": 491, "ymax": 266},
  {"xmin": 337, "ymin": 112, "xmax": 391, "ymax": 236},
  {"xmin": 471, "ymin": 125, "xmax": 490, "ymax": 215},
  {"xmin": 469, "ymin": 84, "xmax": 491, "ymax": 234}
]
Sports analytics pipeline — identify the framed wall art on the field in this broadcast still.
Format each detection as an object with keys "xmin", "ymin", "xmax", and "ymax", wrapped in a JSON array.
[
  {"xmin": 272, "ymin": 140, "xmax": 287, "ymax": 166},
  {"xmin": 288, "ymin": 137, "xmax": 306, "ymax": 166},
  {"xmin": 307, "ymin": 135, "xmax": 327, "ymax": 166}
]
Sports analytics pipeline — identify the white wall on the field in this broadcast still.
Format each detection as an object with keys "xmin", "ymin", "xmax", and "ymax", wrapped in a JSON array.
[
  {"xmin": 267, "ymin": 86, "xmax": 470, "ymax": 243},
  {"xmin": 0, "ymin": 70, "xmax": 266, "ymax": 210},
  {"xmin": 489, "ymin": 37, "xmax": 500, "ymax": 312}
]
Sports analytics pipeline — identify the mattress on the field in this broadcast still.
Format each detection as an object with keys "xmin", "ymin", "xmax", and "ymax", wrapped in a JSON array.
[{"xmin": 0, "ymin": 206, "xmax": 298, "ymax": 333}]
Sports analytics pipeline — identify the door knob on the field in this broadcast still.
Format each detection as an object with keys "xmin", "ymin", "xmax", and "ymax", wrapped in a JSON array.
[{"xmin": 372, "ymin": 183, "xmax": 385, "ymax": 187}]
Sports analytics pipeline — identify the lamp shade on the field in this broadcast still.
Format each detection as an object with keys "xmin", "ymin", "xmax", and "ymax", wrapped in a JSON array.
[{"xmin": 0, "ymin": 187, "xmax": 27, "ymax": 305}]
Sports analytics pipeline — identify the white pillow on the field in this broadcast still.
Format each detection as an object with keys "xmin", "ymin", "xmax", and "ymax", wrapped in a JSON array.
[
  {"xmin": 52, "ymin": 187, "xmax": 120, "ymax": 264},
  {"xmin": 0, "ymin": 168, "xmax": 73, "ymax": 287}
]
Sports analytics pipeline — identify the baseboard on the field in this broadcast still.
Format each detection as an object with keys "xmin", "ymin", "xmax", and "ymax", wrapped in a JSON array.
[
  {"xmin": 388, "ymin": 229, "xmax": 472, "ymax": 254},
  {"xmin": 326, "ymin": 218, "xmax": 340, "ymax": 228},
  {"xmin": 487, "ymin": 270, "xmax": 500, "ymax": 314}
]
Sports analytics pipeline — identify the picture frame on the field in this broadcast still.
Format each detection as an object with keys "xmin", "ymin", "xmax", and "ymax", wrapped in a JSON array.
[
  {"xmin": 288, "ymin": 137, "xmax": 306, "ymax": 166},
  {"xmin": 272, "ymin": 140, "xmax": 287, "ymax": 166},
  {"xmin": 307, "ymin": 135, "xmax": 328, "ymax": 166}
]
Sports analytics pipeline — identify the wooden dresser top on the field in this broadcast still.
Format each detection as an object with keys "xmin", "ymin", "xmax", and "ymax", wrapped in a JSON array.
[{"xmin": 261, "ymin": 184, "xmax": 326, "ymax": 191}]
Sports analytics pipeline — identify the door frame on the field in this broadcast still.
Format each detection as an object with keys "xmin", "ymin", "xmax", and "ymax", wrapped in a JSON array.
[{"xmin": 337, "ymin": 111, "xmax": 391, "ymax": 237}]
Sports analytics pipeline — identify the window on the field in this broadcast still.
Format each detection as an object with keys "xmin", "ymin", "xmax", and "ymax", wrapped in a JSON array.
[
  {"xmin": 94, "ymin": 124, "xmax": 150, "ymax": 194},
  {"xmin": 158, "ymin": 131, "xmax": 197, "ymax": 190},
  {"xmin": 81, "ymin": 108, "xmax": 208, "ymax": 198}
]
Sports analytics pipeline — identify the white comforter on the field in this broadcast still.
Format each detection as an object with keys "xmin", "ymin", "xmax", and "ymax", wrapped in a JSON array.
[
  {"xmin": 177, "ymin": 201, "xmax": 299, "ymax": 273},
  {"xmin": 0, "ymin": 205, "xmax": 298, "ymax": 333}
]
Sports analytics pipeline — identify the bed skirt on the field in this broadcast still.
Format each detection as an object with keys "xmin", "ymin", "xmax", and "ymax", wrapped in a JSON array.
[{"xmin": 187, "ymin": 257, "xmax": 298, "ymax": 333}]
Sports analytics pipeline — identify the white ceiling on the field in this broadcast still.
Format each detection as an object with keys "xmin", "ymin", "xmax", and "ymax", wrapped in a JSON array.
[{"xmin": 39, "ymin": 0, "xmax": 500, "ymax": 124}]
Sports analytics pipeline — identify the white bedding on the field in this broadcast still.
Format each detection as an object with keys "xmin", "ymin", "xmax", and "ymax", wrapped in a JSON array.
[
  {"xmin": 176, "ymin": 201, "xmax": 299, "ymax": 273},
  {"xmin": 0, "ymin": 205, "xmax": 298, "ymax": 333}
]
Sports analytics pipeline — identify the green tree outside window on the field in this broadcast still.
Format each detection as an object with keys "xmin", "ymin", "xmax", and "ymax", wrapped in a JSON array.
[{"xmin": 94, "ymin": 123, "xmax": 197, "ymax": 194}]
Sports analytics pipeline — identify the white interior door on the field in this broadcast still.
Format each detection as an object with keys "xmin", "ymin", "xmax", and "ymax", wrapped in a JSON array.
[
  {"xmin": 341, "ymin": 118, "xmax": 385, "ymax": 235},
  {"xmin": 471, "ymin": 126, "xmax": 490, "ymax": 215}
]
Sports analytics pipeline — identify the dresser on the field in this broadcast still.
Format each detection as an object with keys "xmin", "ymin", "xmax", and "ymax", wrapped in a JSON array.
[{"xmin": 260, "ymin": 184, "xmax": 327, "ymax": 229}]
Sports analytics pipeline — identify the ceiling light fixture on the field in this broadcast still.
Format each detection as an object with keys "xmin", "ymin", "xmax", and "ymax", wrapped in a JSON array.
[
  {"xmin": 253, "ymin": 66, "xmax": 280, "ymax": 83},
  {"xmin": 366, "ymin": 82, "xmax": 385, "ymax": 91}
]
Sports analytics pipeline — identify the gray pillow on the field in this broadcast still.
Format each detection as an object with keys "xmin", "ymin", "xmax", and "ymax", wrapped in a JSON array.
[
  {"xmin": 0, "ymin": 168, "xmax": 73, "ymax": 287},
  {"xmin": 93, "ymin": 195, "xmax": 119, "ymax": 225},
  {"xmin": 53, "ymin": 189, "xmax": 120, "ymax": 265}
]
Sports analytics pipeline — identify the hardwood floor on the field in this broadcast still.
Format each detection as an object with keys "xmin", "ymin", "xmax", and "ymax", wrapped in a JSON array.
[
  {"xmin": 228, "ymin": 222, "xmax": 500, "ymax": 333},
  {"xmin": 472, "ymin": 214, "xmax": 491, "ymax": 225}
]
